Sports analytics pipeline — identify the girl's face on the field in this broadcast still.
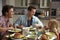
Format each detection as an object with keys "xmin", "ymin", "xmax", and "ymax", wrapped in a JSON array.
[
  {"xmin": 48, "ymin": 21, "xmax": 55, "ymax": 29},
  {"xmin": 48, "ymin": 21, "xmax": 52, "ymax": 27},
  {"xmin": 48, "ymin": 21, "xmax": 58, "ymax": 30}
]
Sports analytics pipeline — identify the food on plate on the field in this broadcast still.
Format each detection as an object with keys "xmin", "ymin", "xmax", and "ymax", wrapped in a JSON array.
[
  {"xmin": 40, "ymin": 34, "xmax": 49, "ymax": 40},
  {"xmin": 14, "ymin": 33, "xmax": 26, "ymax": 39},
  {"xmin": 26, "ymin": 32, "xmax": 37, "ymax": 39},
  {"xmin": 28, "ymin": 32, "xmax": 36, "ymax": 35},
  {"xmin": 45, "ymin": 32, "xmax": 56, "ymax": 39},
  {"xmin": 14, "ymin": 29, "xmax": 21, "ymax": 32},
  {"xmin": 8, "ymin": 29, "xmax": 21, "ymax": 32},
  {"xmin": 14, "ymin": 33, "xmax": 21, "ymax": 38},
  {"xmin": 29, "ymin": 26, "xmax": 36, "ymax": 31},
  {"xmin": 27, "ymin": 35, "xmax": 36, "ymax": 38}
]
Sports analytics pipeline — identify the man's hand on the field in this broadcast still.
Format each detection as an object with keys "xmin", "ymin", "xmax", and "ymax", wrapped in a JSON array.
[
  {"xmin": 17, "ymin": 25, "xmax": 24, "ymax": 29},
  {"xmin": 7, "ymin": 27, "xmax": 14, "ymax": 30},
  {"xmin": 34, "ymin": 24, "xmax": 42, "ymax": 29},
  {"xmin": 0, "ymin": 27, "xmax": 7, "ymax": 32}
]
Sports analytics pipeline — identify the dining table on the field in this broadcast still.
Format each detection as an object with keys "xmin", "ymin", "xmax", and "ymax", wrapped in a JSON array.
[{"xmin": 5, "ymin": 27, "xmax": 57, "ymax": 40}]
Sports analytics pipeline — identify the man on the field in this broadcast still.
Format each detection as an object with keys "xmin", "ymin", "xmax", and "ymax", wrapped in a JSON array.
[
  {"xmin": 14, "ymin": 6, "xmax": 43, "ymax": 28},
  {"xmin": 0, "ymin": 5, "xmax": 14, "ymax": 40}
]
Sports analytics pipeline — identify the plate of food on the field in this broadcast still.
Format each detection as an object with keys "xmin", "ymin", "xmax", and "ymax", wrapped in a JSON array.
[
  {"xmin": 29, "ymin": 27, "xmax": 36, "ymax": 31},
  {"xmin": 8, "ymin": 29, "xmax": 21, "ymax": 33},
  {"xmin": 26, "ymin": 35, "xmax": 37, "ymax": 40},
  {"xmin": 45, "ymin": 32, "xmax": 57, "ymax": 40},
  {"xmin": 26, "ymin": 32, "xmax": 37, "ymax": 39},
  {"xmin": 13, "ymin": 33, "xmax": 26, "ymax": 40}
]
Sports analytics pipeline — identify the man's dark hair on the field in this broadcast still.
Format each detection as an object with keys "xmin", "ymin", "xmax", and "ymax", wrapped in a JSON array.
[
  {"xmin": 28, "ymin": 6, "xmax": 36, "ymax": 11},
  {"xmin": 2, "ymin": 5, "xmax": 14, "ymax": 16}
]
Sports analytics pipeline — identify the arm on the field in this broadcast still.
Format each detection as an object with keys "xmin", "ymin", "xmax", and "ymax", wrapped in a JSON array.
[
  {"xmin": 14, "ymin": 16, "xmax": 23, "ymax": 28},
  {"xmin": 35, "ymin": 17, "xmax": 44, "ymax": 28},
  {"xmin": 0, "ymin": 24, "xmax": 14, "ymax": 32},
  {"xmin": 0, "ymin": 27, "xmax": 7, "ymax": 32},
  {"xmin": 14, "ymin": 17, "xmax": 21, "ymax": 26}
]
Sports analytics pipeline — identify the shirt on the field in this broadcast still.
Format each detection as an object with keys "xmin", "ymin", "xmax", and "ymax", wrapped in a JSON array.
[
  {"xmin": 14, "ymin": 15, "xmax": 43, "ymax": 27},
  {"xmin": 27, "ymin": 17, "xmax": 32, "ymax": 27},
  {"xmin": 0, "ymin": 16, "xmax": 11, "ymax": 28},
  {"xmin": 0, "ymin": 16, "xmax": 11, "ymax": 35}
]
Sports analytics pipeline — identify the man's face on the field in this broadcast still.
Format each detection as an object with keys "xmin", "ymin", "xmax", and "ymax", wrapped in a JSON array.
[
  {"xmin": 28, "ymin": 9, "xmax": 36, "ymax": 16},
  {"xmin": 8, "ymin": 8, "xmax": 14, "ymax": 18}
]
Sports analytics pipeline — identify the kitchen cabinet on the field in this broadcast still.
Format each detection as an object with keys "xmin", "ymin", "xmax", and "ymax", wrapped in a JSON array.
[
  {"xmin": 40, "ymin": 0, "xmax": 50, "ymax": 8},
  {"xmin": 6, "ymin": 0, "xmax": 30, "ymax": 7}
]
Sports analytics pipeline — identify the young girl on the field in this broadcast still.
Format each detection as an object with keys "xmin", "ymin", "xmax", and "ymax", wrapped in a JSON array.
[
  {"xmin": 48, "ymin": 19, "xmax": 59, "ymax": 40},
  {"xmin": 48, "ymin": 19, "xmax": 59, "ymax": 35},
  {"xmin": 40, "ymin": 19, "xmax": 59, "ymax": 40}
]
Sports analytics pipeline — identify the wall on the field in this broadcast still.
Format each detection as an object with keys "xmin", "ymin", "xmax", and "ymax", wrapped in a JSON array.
[
  {"xmin": 6, "ymin": 0, "xmax": 15, "ymax": 6},
  {"xmin": 51, "ymin": 2, "xmax": 60, "ymax": 8},
  {"xmin": 51, "ymin": 1, "xmax": 60, "ymax": 19},
  {"xmin": 0, "ymin": 0, "xmax": 2, "ymax": 16}
]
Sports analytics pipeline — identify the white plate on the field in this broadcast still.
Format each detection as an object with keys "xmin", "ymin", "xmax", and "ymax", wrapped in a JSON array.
[
  {"xmin": 8, "ymin": 29, "xmax": 21, "ymax": 33},
  {"xmin": 13, "ymin": 38, "xmax": 22, "ymax": 40}
]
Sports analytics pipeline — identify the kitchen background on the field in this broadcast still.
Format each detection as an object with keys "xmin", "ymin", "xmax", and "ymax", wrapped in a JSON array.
[{"xmin": 0, "ymin": 0, "xmax": 60, "ymax": 32}]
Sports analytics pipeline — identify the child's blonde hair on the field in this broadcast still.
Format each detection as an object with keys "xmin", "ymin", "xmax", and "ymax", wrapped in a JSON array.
[{"xmin": 48, "ymin": 19, "xmax": 58, "ymax": 29}]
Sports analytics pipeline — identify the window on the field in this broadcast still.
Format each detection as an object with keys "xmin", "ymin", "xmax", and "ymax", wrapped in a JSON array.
[
  {"xmin": 15, "ymin": 0, "xmax": 30, "ymax": 7},
  {"xmin": 40, "ymin": 0, "xmax": 50, "ymax": 8},
  {"xmin": 47, "ymin": 0, "xmax": 50, "ymax": 7},
  {"xmin": 42, "ymin": 0, "xmax": 44, "ymax": 6},
  {"xmin": 51, "ymin": 9, "xmax": 56, "ymax": 16}
]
